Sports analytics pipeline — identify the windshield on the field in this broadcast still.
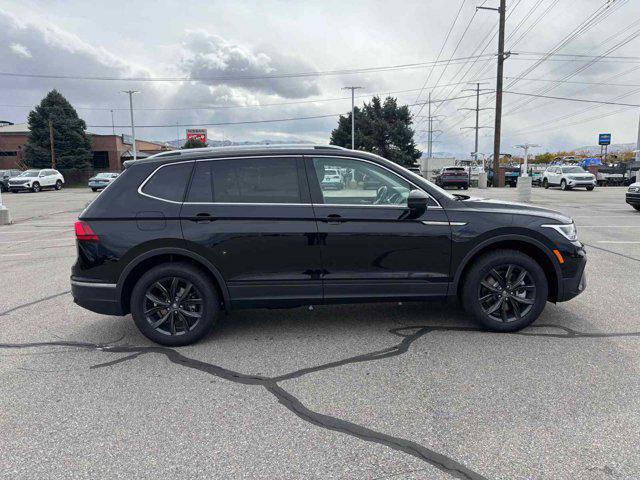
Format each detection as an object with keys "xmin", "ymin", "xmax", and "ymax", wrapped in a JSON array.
[
  {"xmin": 562, "ymin": 166, "xmax": 585, "ymax": 174},
  {"xmin": 444, "ymin": 167, "xmax": 465, "ymax": 172},
  {"xmin": 19, "ymin": 170, "xmax": 40, "ymax": 177}
]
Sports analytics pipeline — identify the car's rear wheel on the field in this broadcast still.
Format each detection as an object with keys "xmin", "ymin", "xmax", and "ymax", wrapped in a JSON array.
[
  {"xmin": 31, "ymin": 182, "xmax": 40, "ymax": 193},
  {"xmin": 131, "ymin": 263, "xmax": 219, "ymax": 346},
  {"xmin": 462, "ymin": 249, "xmax": 548, "ymax": 332},
  {"xmin": 55, "ymin": 180, "xmax": 62, "ymax": 190}
]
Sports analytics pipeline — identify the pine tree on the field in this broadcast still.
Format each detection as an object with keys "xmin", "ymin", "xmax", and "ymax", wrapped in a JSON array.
[
  {"xmin": 330, "ymin": 96, "xmax": 421, "ymax": 166},
  {"xmin": 24, "ymin": 90, "xmax": 92, "ymax": 170}
]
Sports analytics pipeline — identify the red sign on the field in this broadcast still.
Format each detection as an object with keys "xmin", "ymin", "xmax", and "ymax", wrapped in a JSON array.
[{"xmin": 186, "ymin": 128, "xmax": 207, "ymax": 143}]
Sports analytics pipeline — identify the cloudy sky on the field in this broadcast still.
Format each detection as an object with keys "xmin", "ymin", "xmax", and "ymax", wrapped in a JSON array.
[{"xmin": 1, "ymin": 0, "xmax": 639, "ymax": 156}]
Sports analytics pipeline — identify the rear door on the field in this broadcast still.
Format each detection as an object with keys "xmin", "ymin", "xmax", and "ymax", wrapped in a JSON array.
[
  {"xmin": 180, "ymin": 156, "xmax": 322, "ymax": 308},
  {"xmin": 305, "ymin": 155, "xmax": 452, "ymax": 301}
]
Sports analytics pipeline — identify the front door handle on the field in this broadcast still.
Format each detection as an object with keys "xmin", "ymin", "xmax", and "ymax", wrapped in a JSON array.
[
  {"xmin": 190, "ymin": 213, "xmax": 215, "ymax": 224},
  {"xmin": 324, "ymin": 214, "xmax": 343, "ymax": 224}
]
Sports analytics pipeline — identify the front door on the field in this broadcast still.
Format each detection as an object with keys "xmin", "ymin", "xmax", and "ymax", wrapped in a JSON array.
[
  {"xmin": 305, "ymin": 156, "xmax": 452, "ymax": 302},
  {"xmin": 180, "ymin": 156, "xmax": 322, "ymax": 308}
]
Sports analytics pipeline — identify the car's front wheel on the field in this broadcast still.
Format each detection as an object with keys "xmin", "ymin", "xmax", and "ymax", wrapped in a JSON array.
[
  {"xmin": 560, "ymin": 179, "xmax": 569, "ymax": 191},
  {"xmin": 31, "ymin": 182, "xmax": 40, "ymax": 193},
  {"xmin": 462, "ymin": 249, "xmax": 548, "ymax": 332},
  {"xmin": 633, "ymin": 205, "xmax": 640, "ymax": 211},
  {"xmin": 586, "ymin": 185, "xmax": 594, "ymax": 191},
  {"xmin": 130, "ymin": 262, "xmax": 219, "ymax": 346},
  {"xmin": 543, "ymin": 179, "xmax": 549, "ymax": 189}
]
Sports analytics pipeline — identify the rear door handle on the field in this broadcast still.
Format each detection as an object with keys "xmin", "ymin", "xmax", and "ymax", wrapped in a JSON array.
[
  {"xmin": 324, "ymin": 214, "xmax": 343, "ymax": 224},
  {"xmin": 190, "ymin": 213, "xmax": 215, "ymax": 224}
]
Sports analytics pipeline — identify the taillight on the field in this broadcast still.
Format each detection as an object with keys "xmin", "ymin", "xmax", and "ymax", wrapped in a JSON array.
[{"xmin": 75, "ymin": 221, "xmax": 99, "ymax": 242}]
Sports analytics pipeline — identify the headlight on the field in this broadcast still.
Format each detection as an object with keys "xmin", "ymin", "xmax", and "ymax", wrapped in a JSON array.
[
  {"xmin": 629, "ymin": 186, "xmax": 640, "ymax": 192},
  {"xmin": 541, "ymin": 223, "xmax": 578, "ymax": 241}
]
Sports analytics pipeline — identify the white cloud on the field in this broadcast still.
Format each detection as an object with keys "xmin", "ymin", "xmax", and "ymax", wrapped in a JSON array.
[{"xmin": 9, "ymin": 42, "xmax": 31, "ymax": 58}]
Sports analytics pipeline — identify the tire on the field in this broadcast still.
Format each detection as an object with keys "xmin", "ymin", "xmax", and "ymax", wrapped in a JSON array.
[
  {"xmin": 55, "ymin": 180, "xmax": 63, "ymax": 190},
  {"xmin": 543, "ymin": 179, "xmax": 549, "ymax": 189},
  {"xmin": 462, "ymin": 185, "xmax": 469, "ymax": 190},
  {"xmin": 0, "ymin": 184, "xmax": 5, "ymax": 193},
  {"xmin": 130, "ymin": 262, "xmax": 220, "ymax": 346},
  {"xmin": 461, "ymin": 249, "xmax": 548, "ymax": 332},
  {"xmin": 633, "ymin": 205, "xmax": 640, "ymax": 211},
  {"xmin": 91, "ymin": 188, "xmax": 98, "ymax": 192},
  {"xmin": 560, "ymin": 179, "xmax": 569, "ymax": 191},
  {"xmin": 586, "ymin": 185, "xmax": 594, "ymax": 191},
  {"xmin": 31, "ymin": 182, "xmax": 40, "ymax": 193}
]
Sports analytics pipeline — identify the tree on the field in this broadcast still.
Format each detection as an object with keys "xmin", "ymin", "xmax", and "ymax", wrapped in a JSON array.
[
  {"xmin": 24, "ymin": 90, "xmax": 92, "ymax": 170},
  {"xmin": 183, "ymin": 138, "xmax": 207, "ymax": 149},
  {"xmin": 330, "ymin": 96, "xmax": 421, "ymax": 166}
]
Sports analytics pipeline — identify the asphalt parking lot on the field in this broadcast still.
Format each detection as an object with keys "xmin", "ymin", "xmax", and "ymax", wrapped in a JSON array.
[{"xmin": 1, "ymin": 186, "xmax": 639, "ymax": 480}]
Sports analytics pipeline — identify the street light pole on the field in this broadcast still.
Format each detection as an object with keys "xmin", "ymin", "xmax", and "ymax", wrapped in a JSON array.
[
  {"xmin": 122, "ymin": 90, "xmax": 139, "ymax": 162},
  {"xmin": 514, "ymin": 143, "xmax": 540, "ymax": 177},
  {"xmin": 342, "ymin": 86, "xmax": 362, "ymax": 149},
  {"xmin": 636, "ymin": 111, "xmax": 640, "ymax": 182}
]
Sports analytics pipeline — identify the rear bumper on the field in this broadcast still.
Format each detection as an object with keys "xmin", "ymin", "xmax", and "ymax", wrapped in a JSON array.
[
  {"xmin": 71, "ymin": 278, "xmax": 123, "ymax": 315},
  {"xmin": 439, "ymin": 179, "xmax": 469, "ymax": 186}
]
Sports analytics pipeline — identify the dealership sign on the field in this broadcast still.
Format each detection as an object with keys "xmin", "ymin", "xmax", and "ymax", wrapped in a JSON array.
[
  {"xmin": 186, "ymin": 129, "xmax": 207, "ymax": 143},
  {"xmin": 598, "ymin": 133, "xmax": 611, "ymax": 146}
]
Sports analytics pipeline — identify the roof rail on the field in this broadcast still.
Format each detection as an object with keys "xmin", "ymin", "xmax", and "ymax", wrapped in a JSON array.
[{"xmin": 151, "ymin": 143, "xmax": 347, "ymax": 158}]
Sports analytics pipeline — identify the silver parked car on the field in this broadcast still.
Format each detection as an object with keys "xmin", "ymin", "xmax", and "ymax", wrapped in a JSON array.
[{"xmin": 88, "ymin": 172, "xmax": 120, "ymax": 191}]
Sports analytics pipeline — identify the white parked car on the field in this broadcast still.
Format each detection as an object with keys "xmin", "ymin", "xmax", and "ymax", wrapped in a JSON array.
[
  {"xmin": 8, "ymin": 168, "xmax": 65, "ymax": 193},
  {"xmin": 542, "ymin": 166, "xmax": 596, "ymax": 191}
]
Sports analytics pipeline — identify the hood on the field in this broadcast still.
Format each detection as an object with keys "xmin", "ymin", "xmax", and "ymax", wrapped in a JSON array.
[
  {"xmin": 457, "ymin": 196, "xmax": 572, "ymax": 223},
  {"xmin": 629, "ymin": 182, "xmax": 640, "ymax": 189}
]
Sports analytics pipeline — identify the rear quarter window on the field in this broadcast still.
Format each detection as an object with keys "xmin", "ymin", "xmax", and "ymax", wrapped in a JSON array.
[{"xmin": 141, "ymin": 162, "xmax": 194, "ymax": 202}]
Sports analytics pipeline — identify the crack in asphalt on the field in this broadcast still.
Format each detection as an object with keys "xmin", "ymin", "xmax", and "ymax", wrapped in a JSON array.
[
  {"xmin": 583, "ymin": 242, "xmax": 640, "ymax": 263},
  {"xmin": 0, "ymin": 290, "xmax": 71, "ymax": 316},
  {"xmin": 2, "ymin": 323, "xmax": 640, "ymax": 479}
]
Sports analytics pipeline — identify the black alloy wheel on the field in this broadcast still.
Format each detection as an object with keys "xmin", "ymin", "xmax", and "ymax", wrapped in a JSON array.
[
  {"xmin": 462, "ymin": 249, "xmax": 548, "ymax": 332},
  {"xmin": 55, "ymin": 180, "xmax": 62, "ymax": 190},
  {"xmin": 478, "ymin": 264, "xmax": 536, "ymax": 323},
  {"xmin": 131, "ymin": 262, "xmax": 219, "ymax": 346},
  {"xmin": 31, "ymin": 182, "xmax": 40, "ymax": 193},
  {"xmin": 143, "ymin": 277, "xmax": 203, "ymax": 336}
]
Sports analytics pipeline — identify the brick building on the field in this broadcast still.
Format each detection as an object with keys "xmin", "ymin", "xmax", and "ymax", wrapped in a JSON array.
[{"xmin": 0, "ymin": 122, "xmax": 173, "ymax": 171}]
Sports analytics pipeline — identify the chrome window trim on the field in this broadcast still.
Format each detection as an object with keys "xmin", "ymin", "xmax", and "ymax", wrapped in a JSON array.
[{"xmin": 137, "ymin": 154, "xmax": 442, "ymax": 209}]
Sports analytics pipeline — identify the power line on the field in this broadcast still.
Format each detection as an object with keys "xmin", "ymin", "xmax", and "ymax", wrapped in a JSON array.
[
  {"xmin": 86, "ymin": 94, "xmax": 489, "ymax": 129},
  {"xmin": 503, "ymin": 90, "xmax": 640, "ymax": 107},
  {"xmin": 0, "ymin": 54, "xmax": 499, "ymax": 83},
  {"xmin": 0, "ymin": 78, "xmax": 496, "ymax": 112}
]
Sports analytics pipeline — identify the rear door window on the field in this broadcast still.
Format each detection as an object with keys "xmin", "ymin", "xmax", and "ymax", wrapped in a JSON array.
[
  {"xmin": 187, "ymin": 157, "xmax": 303, "ymax": 204},
  {"xmin": 141, "ymin": 162, "xmax": 194, "ymax": 202}
]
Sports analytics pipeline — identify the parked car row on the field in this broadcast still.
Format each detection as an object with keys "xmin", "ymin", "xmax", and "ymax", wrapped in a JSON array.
[{"xmin": 7, "ymin": 169, "xmax": 65, "ymax": 192}]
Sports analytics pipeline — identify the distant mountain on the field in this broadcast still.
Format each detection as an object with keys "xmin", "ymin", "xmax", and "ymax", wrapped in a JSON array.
[
  {"xmin": 573, "ymin": 143, "xmax": 636, "ymax": 156},
  {"xmin": 163, "ymin": 139, "xmax": 309, "ymax": 149}
]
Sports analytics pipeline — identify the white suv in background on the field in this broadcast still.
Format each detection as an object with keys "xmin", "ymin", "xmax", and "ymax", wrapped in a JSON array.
[
  {"xmin": 542, "ymin": 166, "xmax": 596, "ymax": 191},
  {"xmin": 8, "ymin": 169, "xmax": 65, "ymax": 193}
]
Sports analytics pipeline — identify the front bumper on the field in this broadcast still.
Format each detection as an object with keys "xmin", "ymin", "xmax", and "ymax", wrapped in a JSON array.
[
  {"xmin": 626, "ymin": 192, "xmax": 640, "ymax": 206},
  {"xmin": 567, "ymin": 179, "xmax": 596, "ymax": 187},
  {"xmin": 557, "ymin": 250, "xmax": 587, "ymax": 302},
  {"xmin": 71, "ymin": 277, "xmax": 123, "ymax": 315},
  {"xmin": 8, "ymin": 183, "xmax": 31, "ymax": 191}
]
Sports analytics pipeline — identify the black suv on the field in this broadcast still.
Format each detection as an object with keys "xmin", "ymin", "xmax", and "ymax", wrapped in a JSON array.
[{"xmin": 71, "ymin": 145, "xmax": 586, "ymax": 346}]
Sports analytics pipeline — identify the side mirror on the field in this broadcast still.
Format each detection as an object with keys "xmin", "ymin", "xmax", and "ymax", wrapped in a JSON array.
[{"xmin": 407, "ymin": 189, "xmax": 429, "ymax": 211}]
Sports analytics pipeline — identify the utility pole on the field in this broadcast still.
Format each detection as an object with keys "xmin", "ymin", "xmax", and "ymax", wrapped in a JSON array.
[
  {"xmin": 478, "ymin": 0, "xmax": 507, "ymax": 186},
  {"xmin": 110, "ymin": 110, "xmax": 115, "ymax": 135},
  {"xmin": 122, "ymin": 90, "xmax": 139, "ymax": 162},
  {"xmin": 424, "ymin": 94, "xmax": 444, "ymax": 158},
  {"xmin": 342, "ymin": 86, "xmax": 362, "ymax": 149},
  {"xmin": 460, "ymin": 82, "xmax": 493, "ymax": 161},
  {"xmin": 48, "ymin": 119, "xmax": 56, "ymax": 169}
]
